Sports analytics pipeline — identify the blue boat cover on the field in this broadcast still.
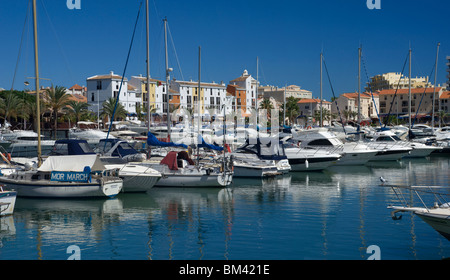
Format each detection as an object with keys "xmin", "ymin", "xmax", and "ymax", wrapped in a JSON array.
[
  {"xmin": 147, "ymin": 132, "xmax": 188, "ymax": 149},
  {"xmin": 199, "ymin": 136, "xmax": 223, "ymax": 151}
]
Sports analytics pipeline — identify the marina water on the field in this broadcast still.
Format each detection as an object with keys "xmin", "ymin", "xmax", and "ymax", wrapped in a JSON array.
[{"xmin": 1, "ymin": 155, "xmax": 449, "ymax": 260}]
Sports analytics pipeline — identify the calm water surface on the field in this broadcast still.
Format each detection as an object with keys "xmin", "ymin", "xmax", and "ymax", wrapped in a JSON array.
[{"xmin": 1, "ymin": 156, "xmax": 449, "ymax": 260}]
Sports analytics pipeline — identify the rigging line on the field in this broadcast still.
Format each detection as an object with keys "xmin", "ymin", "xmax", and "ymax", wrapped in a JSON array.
[
  {"xmin": 167, "ymin": 22, "xmax": 184, "ymax": 81},
  {"xmin": 361, "ymin": 52, "xmax": 382, "ymax": 127},
  {"xmin": 105, "ymin": 0, "xmax": 144, "ymax": 147},
  {"xmin": 39, "ymin": 0, "xmax": 75, "ymax": 83},
  {"xmin": 322, "ymin": 56, "xmax": 346, "ymax": 135},
  {"xmin": 11, "ymin": 0, "xmax": 31, "ymax": 91},
  {"xmin": 384, "ymin": 51, "xmax": 410, "ymax": 127}
]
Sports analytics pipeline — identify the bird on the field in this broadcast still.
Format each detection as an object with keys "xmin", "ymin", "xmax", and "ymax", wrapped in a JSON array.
[{"xmin": 379, "ymin": 177, "xmax": 387, "ymax": 184}]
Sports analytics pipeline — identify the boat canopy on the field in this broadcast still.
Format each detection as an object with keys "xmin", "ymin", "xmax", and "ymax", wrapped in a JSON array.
[
  {"xmin": 147, "ymin": 132, "xmax": 188, "ymax": 149},
  {"xmin": 51, "ymin": 139, "xmax": 96, "ymax": 155},
  {"xmin": 38, "ymin": 155, "xmax": 106, "ymax": 172},
  {"xmin": 160, "ymin": 151, "xmax": 195, "ymax": 171}
]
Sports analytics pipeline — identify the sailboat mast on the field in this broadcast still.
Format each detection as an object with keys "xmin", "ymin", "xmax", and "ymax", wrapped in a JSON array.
[
  {"xmin": 358, "ymin": 46, "xmax": 361, "ymax": 129},
  {"xmin": 197, "ymin": 46, "xmax": 201, "ymax": 166},
  {"xmin": 164, "ymin": 18, "xmax": 171, "ymax": 139},
  {"xmin": 32, "ymin": 0, "xmax": 42, "ymax": 166},
  {"xmin": 146, "ymin": 0, "xmax": 151, "ymax": 131},
  {"xmin": 320, "ymin": 52, "xmax": 323, "ymax": 127},
  {"xmin": 408, "ymin": 48, "xmax": 412, "ymax": 133},
  {"xmin": 432, "ymin": 42, "xmax": 440, "ymax": 129}
]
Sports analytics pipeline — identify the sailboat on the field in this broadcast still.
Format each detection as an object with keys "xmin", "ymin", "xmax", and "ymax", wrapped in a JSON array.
[
  {"xmin": 140, "ymin": 17, "xmax": 232, "ymax": 188},
  {"xmin": 0, "ymin": 1, "xmax": 123, "ymax": 198}
]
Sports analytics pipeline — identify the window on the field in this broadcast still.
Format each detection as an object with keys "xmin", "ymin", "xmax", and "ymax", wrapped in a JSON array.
[
  {"xmin": 91, "ymin": 93, "xmax": 95, "ymax": 102},
  {"xmin": 96, "ymin": 80, "xmax": 102, "ymax": 90}
]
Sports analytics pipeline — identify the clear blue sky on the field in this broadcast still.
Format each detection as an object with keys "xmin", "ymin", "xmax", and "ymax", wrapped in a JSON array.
[{"xmin": 1, "ymin": 0, "xmax": 449, "ymax": 101}]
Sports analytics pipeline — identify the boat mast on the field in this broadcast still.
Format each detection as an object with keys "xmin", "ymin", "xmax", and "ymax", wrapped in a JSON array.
[
  {"xmin": 32, "ymin": 0, "xmax": 42, "ymax": 167},
  {"xmin": 320, "ymin": 52, "xmax": 323, "ymax": 127},
  {"xmin": 358, "ymin": 46, "xmax": 361, "ymax": 139},
  {"xmin": 408, "ymin": 48, "xmax": 412, "ymax": 134},
  {"xmin": 197, "ymin": 46, "xmax": 201, "ymax": 166},
  {"xmin": 146, "ymin": 0, "xmax": 151, "ymax": 131},
  {"xmin": 432, "ymin": 42, "xmax": 440, "ymax": 129},
  {"xmin": 164, "ymin": 17, "xmax": 171, "ymax": 140},
  {"xmin": 256, "ymin": 56, "xmax": 259, "ymax": 137}
]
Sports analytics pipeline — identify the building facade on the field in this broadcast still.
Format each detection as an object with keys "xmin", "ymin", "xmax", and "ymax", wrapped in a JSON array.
[
  {"xmin": 87, "ymin": 71, "xmax": 140, "ymax": 115},
  {"xmin": 259, "ymin": 85, "xmax": 312, "ymax": 103},
  {"xmin": 378, "ymin": 87, "xmax": 444, "ymax": 117},
  {"xmin": 366, "ymin": 72, "xmax": 432, "ymax": 92},
  {"xmin": 229, "ymin": 70, "xmax": 259, "ymax": 113},
  {"xmin": 128, "ymin": 75, "xmax": 166, "ymax": 114},
  {"xmin": 331, "ymin": 92, "xmax": 380, "ymax": 120},
  {"xmin": 297, "ymin": 98, "xmax": 332, "ymax": 125}
]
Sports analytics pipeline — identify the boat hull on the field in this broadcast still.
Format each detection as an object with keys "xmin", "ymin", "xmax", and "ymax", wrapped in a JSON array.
[
  {"xmin": 0, "ymin": 191, "xmax": 17, "ymax": 216},
  {"xmin": 336, "ymin": 151, "xmax": 378, "ymax": 165},
  {"xmin": 416, "ymin": 212, "xmax": 450, "ymax": 241},
  {"xmin": 369, "ymin": 149, "xmax": 411, "ymax": 161},
  {"xmin": 155, "ymin": 172, "xmax": 232, "ymax": 188},
  {"xmin": 104, "ymin": 164, "xmax": 162, "ymax": 192},
  {"xmin": 0, "ymin": 178, "xmax": 123, "ymax": 198},
  {"xmin": 233, "ymin": 164, "xmax": 280, "ymax": 178},
  {"xmin": 287, "ymin": 156, "xmax": 340, "ymax": 171}
]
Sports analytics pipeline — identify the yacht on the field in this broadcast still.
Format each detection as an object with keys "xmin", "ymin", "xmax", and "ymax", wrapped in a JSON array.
[
  {"xmin": 365, "ymin": 129, "xmax": 438, "ymax": 158},
  {"xmin": 291, "ymin": 128, "xmax": 378, "ymax": 165},
  {"xmin": 0, "ymin": 130, "xmax": 55, "ymax": 157},
  {"xmin": 231, "ymin": 138, "xmax": 291, "ymax": 177}
]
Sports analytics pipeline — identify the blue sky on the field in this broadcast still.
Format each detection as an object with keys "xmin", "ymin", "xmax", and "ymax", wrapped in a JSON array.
[{"xmin": 1, "ymin": 0, "xmax": 449, "ymax": 101}]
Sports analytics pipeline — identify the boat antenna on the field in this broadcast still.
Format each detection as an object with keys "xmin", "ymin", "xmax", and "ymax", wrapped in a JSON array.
[{"xmin": 104, "ymin": 1, "xmax": 143, "ymax": 150}]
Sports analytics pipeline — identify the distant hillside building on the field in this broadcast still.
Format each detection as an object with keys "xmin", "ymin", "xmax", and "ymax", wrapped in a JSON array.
[
  {"xmin": 259, "ymin": 85, "xmax": 312, "ymax": 103},
  {"xmin": 366, "ymin": 72, "xmax": 432, "ymax": 92}
]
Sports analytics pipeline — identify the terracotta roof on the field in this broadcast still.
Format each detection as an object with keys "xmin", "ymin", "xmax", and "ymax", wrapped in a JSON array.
[
  {"xmin": 69, "ymin": 84, "xmax": 84, "ymax": 90},
  {"xmin": 297, "ymin": 98, "xmax": 331, "ymax": 104},
  {"xmin": 440, "ymin": 91, "xmax": 450, "ymax": 99},
  {"xmin": 341, "ymin": 92, "xmax": 372, "ymax": 99},
  {"xmin": 378, "ymin": 87, "xmax": 442, "ymax": 95},
  {"xmin": 230, "ymin": 76, "xmax": 250, "ymax": 83},
  {"xmin": 67, "ymin": 94, "xmax": 87, "ymax": 103}
]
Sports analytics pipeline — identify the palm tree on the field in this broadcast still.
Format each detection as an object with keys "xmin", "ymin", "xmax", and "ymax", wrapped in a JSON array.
[
  {"xmin": 259, "ymin": 98, "xmax": 274, "ymax": 119},
  {"xmin": 100, "ymin": 97, "xmax": 127, "ymax": 122},
  {"xmin": 0, "ymin": 91, "xmax": 23, "ymax": 126},
  {"xmin": 65, "ymin": 101, "xmax": 89, "ymax": 124},
  {"xmin": 44, "ymin": 86, "xmax": 71, "ymax": 138},
  {"xmin": 284, "ymin": 96, "xmax": 299, "ymax": 126}
]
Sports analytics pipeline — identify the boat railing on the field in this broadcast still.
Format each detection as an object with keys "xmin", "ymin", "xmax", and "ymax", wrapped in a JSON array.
[{"xmin": 386, "ymin": 185, "xmax": 450, "ymax": 212}]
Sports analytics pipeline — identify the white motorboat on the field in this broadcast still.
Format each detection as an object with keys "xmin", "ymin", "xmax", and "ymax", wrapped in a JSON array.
[
  {"xmin": 387, "ymin": 185, "xmax": 450, "ymax": 241},
  {"xmin": 0, "ymin": 186, "xmax": 16, "ymax": 216},
  {"xmin": 291, "ymin": 128, "xmax": 378, "ymax": 165},
  {"xmin": 0, "ymin": 130, "xmax": 55, "ymax": 157},
  {"xmin": 102, "ymin": 163, "xmax": 161, "ymax": 192},
  {"xmin": 231, "ymin": 138, "xmax": 290, "ymax": 177},
  {"xmin": 0, "ymin": 154, "xmax": 123, "ymax": 198},
  {"xmin": 282, "ymin": 137, "xmax": 341, "ymax": 171},
  {"xmin": 365, "ymin": 129, "xmax": 438, "ymax": 159},
  {"xmin": 69, "ymin": 127, "xmax": 115, "ymax": 145}
]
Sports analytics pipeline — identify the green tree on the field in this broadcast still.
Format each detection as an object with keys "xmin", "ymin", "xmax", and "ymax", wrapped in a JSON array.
[
  {"xmin": 65, "ymin": 101, "xmax": 89, "ymax": 124},
  {"xmin": 0, "ymin": 91, "xmax": 23, "ymax": 126},
  {"xmin": 44, "ymin": 86, "xmax": 71, "ymax": 138},
  {"xmin": 100, "ymin": 97, "xmax": 127, "ymax": 122}
]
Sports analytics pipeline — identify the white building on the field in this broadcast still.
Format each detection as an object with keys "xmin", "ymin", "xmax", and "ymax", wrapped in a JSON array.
[
  {"xmin": 229, "ymin": 70, "xmax": 259, "ymax": 112},
  {"xmin": 86, "ymin": 71, "xmax": 140, "ymax": 115},
  {"xmin": 170, "ymin": 79, "xmax": 229, "ymax": 115},
  {"xmin": 128, "ymin": 75, "xmax": 166, "ymax": 114}
]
